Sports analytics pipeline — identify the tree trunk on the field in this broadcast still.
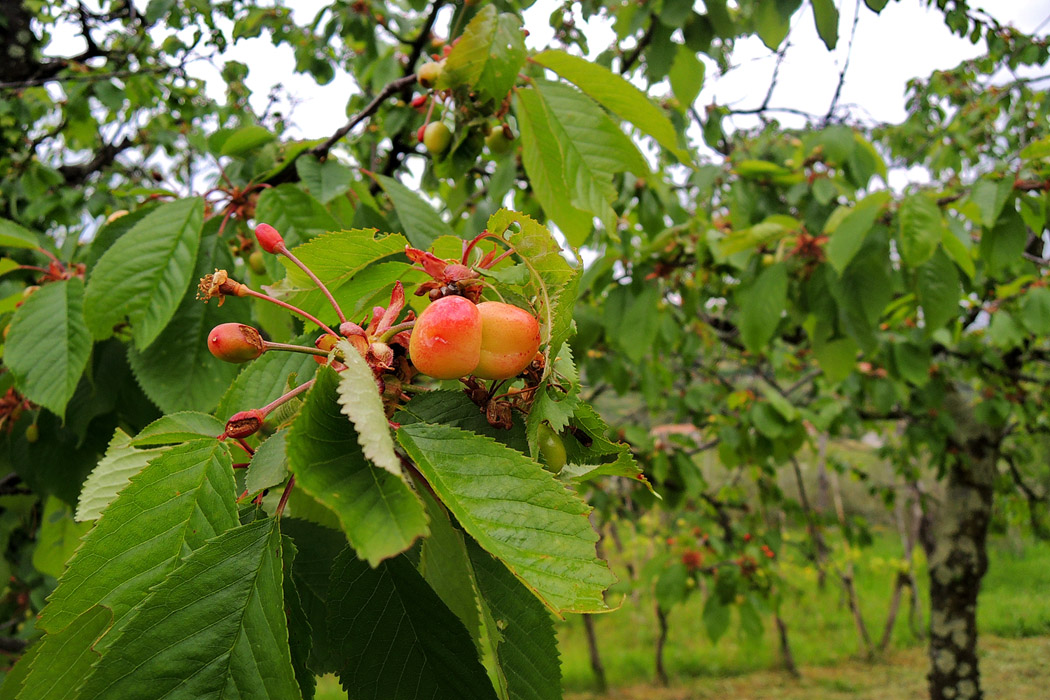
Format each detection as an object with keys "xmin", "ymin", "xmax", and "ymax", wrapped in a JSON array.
[
  {"xmin": 926, "ymin": 397, "xmax": 998, "ymax": 700},
  {"xmin": 775, "ymin": 614, "xmax": 800, "ymax": 677},
  {"xmin": 654, "ymin": 603, "xmax": 669, "ymax": 686},
  {"xmin": 582, "ymin": 614, "xmax": 608, "ymax": 693}
]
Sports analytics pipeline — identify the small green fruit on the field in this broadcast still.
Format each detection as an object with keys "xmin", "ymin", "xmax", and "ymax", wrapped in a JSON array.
[
  {"xmin": 485, "ymin": 124, "xmax": 514, "ymax": 155},
  {"xmin": 416, "ymin": 60, "xmax": 445, "ymax": 89},
  {"xmin": 537, "ymin": 423, "xmax": 567, "ymax": 473},
  {"xmin": 25, "ymin": 423, "xmax": 38, "ymax": 444},
  {"xmin": 248, "ymin": 250, "xmax": 267, "ymax": 275},
  {"xmin": 423, "ymin": 122, "xmax": 452, "ymax": 155}
]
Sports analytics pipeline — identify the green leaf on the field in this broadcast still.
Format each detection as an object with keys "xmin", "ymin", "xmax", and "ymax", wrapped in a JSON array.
[
  {"xmin": 813, "ymin": 336, "xmax": 858, "ymax": 384},
  {"xmin": 127, "ymin": 232, "xmax": 248, "ymax": 413},
  {"xmin": 83, "ymin": 197, "xmax": 203, "ymax": 348},
  {"xmin": 441, "ymin": 6, "xmax": 526, "ymax": 102},
  {"xmin": 1020, "ymin": 286, "xmax": 1050, "ymax": 335},
  {"xmin": 0, "ymin": 219, "xmax": 42, "ymax": 249},
  {"xmin": 282, "ymin": 518, "xmax": 347, "ymax": 674},
  {"xmin": 916, "ymin": 248, "xmax": 960, "ymax": 332},
  {"xmin": 668, "ymin": 45, "xmax": 705, "ymax": 109},
  {"xmin": 941, "ymin": 223, "xmax": 976, "ymax": 279},
  {"xmin": 78, "ymin": 518, "xmax": 303, "ymax": 700},
  {"xmin": 737, "ymin": 262, "xmax": 788, "ymax": 354},
  {"xmin": 516, "ymin": 87, "xmax": 594, "ymax": 245},
  {"xmin": 14, "ymin": 606, "xmax": 112, "ymax": 700},
  {"xmin": 286, "ymin": 367, "xmax": 427, "ymax": 566},
  {"xmin": 703, "ymin": 594, "xmax": 731, "ymax": 643},
  {"xmin": 216, "ymin": 338, "xmax": 318, "ymax": 421},
  {"xmin": 255, "ymin": 184, "xmax": 339, "ymax": 251},
  {"xmin": 396, "ymin": 390, "xmax": 528, "ymax": 453},
  {"xmin": 5, "ymin": 278, "xmax": 91, "ymax": 419},
  {"xmin": 864, "ymin": 0, "xmax": 890, "ymax": 11},
  {"xmin": 467, "ymin": 537, "xmax": 562, "ymax": 700},
  {"xmin": 280, "ymin": 536, "xmax": 316, "ymax": 700},
  {"xmin": 825, "ymin": 191, "xmax": 889, "ymax": 273},
  {"xmin": 811, "ymin": 0, "xmax": 840, "ymax": 50},
  {"xmin": 397, "ymin": 422, "xmax": 615, "ymax": 614},
  {"xmin": 39, "ymin": 439, "xmax": 238, "ymax": 634},
  {"xmin": 755, "ymin": 0, "xmax": 802, "ymax": 50},
  {"xmin": 128, "ymin": 411, "xmax": 225, "ymax": 447},
  {"xmin": 979, "ymin": 205, "xmax": 1027, "ymax": 278},
  {"xmin": 327, "ymin": 547, "xmax": 498, "ymax": 700},
  {"xmin": 296, "ymin": 154, "xmax": 352, "ymax": 204},
  {"xmin": 655, "ymin": 561, "xmax": 690, "ymax": 611},
  {"xmin": 334, "ymin": 340, "xmax": 406, "ymax": 478},
  {"xmin": 0, "ymin": 636, "xmax": 38, "ymax": 700},
  {"xmin": 373, "ymin": 174, "xmax": 456, "ymax": 247},
  {"xmin": 892, "ymin": 341, "xmax": 931, "ymax": 387},
  {"xmin": 898, "ymin": 193, "xmax": 945, "ymax": 267},
  {"xmin": 246, "ymin": 429, "xmax": 289, "ymax": 496},
  {"xmin": 1020, "ymin": 136, "xmax": 1050, "ymax": 161},
  {"xmin": 219, "ymin": 124, "xmax": 276, "ymax": 156},
  {"xmin": 75, "ymin": 429, "xmax": 166, "ymax": 521},
  {"xmin": 532, "ymin": 50, "xmax": 693, "ymax": 166},
  {"xmin": 969, "ymin": 177, "xmax": 1014, "ymax": 229},
  {"xmin": 31, "ymin": 497, "xmax": 92, "ymax": 579}
]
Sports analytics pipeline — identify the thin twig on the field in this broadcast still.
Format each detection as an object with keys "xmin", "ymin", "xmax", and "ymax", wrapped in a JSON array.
[{"xmin": 824, "ymin": 0, "xmax": 863, "ymax": 123}]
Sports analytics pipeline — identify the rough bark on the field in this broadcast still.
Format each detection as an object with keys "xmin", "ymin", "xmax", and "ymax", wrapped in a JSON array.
[{"xmin": 926, "ymin": 397, "xmax": 998, "ymax": 700}]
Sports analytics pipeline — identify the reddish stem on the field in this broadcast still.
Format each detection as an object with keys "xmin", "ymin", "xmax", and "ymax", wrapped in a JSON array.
[
  {"xmin": 263, "ymin": 341, "xmax": 331, "ymax": 358},
  {"xmin": 215, "ymin": 208, "xmax": 235, "ymax": 238},
  {"xmin": 234, "ymin": 438, "xmax": 255, "ymax": 457},
  {"xmin": 259, "ymin": 378, "xmax": 315, "ymax": 416},
  {"xmin": 240, "ymin": 287, "xmax": 339, "ymax": 337},
  {"xmin": 275, "ymin": 475, "xmax": 296, "ymax": 517},
  {"xmin": 232, "ymin": 462, "xmax": 250, "ymax": 469},
  {"xmin": 277, "ymin": 246, "xmax": 348, "ymax": 325}
]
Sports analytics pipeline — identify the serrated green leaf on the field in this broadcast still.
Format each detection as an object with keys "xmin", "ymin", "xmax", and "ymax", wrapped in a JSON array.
[
  {"xmin": 969, "ymin": 177, "xmax": 1014, "ymax": 229},
  {"xmin": 334, "ymin": 340, "xmax": 409, "ymax": 478},
  {"xmin": 825, "ymin": 192, "xmax": 889, "ymax": 273},
  {"xmin": 917, "ymin": 248, "xmax": 960, "ymax": 332},
  {"xmin": 281, "ymin": 536, "xmax": 316, "ymax": 700},
  {"xmin": 372, "ymin": 174, "xmax": 456, "ymax": 247},
  {"xmin": 246, "ymin": 429, "xmax": 289, "ymax": 495},
  {"xmin": 296, "ymin": 154, "xmax": 352, "ymax": 204},
  {"xmin": 128, "ymin": 411, "xmax": 225, "ymax": 447},
  {"xmin": 15, "ymin": 606, "xmax": 112, "ymax": 700},
  {"xmin": 216, "ymin": 337, "xmax": 318, "ymax": 421},
  {"xmin": 397, "ymin": 422, "xmax": 615, "ymax": 614},
  {"xmin": 327, "ymin": 547, "xmax": 498, "ymax": 700},
  {"xmin": 532, "ymin": 50, "xmax": 693, "ymax": 166},
  {"xmin": 219, "ymin": 124, "xmax": 276, "ymax": 156},
  {"xmin": 83, "ymin": 197, "xmax": 202, "ymax": 348},
  {"xmin": 515, "ymin": 87, "xmax": 594, "ymax": 245},
  {"xmin": 282, "ymin": 518, "xmax": 347, "ymax": 674},
  {"xmin": 980, "ymin": 204, "xmax": 1027, "ymax": 277},
  {"xmin": 78, "ymin": 518, "xmax": 302, "ymax": 700},
  {"xmin": 255, "ymin": 184, "xmax": 339, "ymax": 252},
  {"xmin": 441, "ymin": 6, "xmax": 526, "ymax": 102},
  {"xmin": 0, "ymin": 219, "xmax": 41, "ymax": 250},
  {"xmin": 737, "ymin": 262, "xmax": 788, "ymax": 353},
  {"xmin": 811, "ymin": 0, "xmax": 840, "ymax": 49},
  {"xmin": 127, "ymin": 232, "xmax": 248, "ymax": 412},
  {"xmin": 6, "ymin": 278, "xmax": 91, "ymax": 419},
  {"xmin": 31, "ymin": 496, "xmax": 92, "ymax": 579},
  {"xmin": 468, "ymin": 537, "xmax": 561, "ymax": 700},
  {"xmin": 39, "ymin": 439, "xmax": 238, "ymax": 634},
  {"xmin": 396, "ymin": 390, "xmax": 528, "ymax": 453},
  {"xmin": 898, "ymin": 193, "xmax": 945, "ymax": 267},
  {"xmin": 287, "ymin": 367, "xmax": 426, "ymax": 566},
  {"xmin": 0, "ymin": 637, "xmax": 38, "ymax": 700},
  {"xmin": 76, "ymin": 429, "xmax": 166, "ymax": 521}
]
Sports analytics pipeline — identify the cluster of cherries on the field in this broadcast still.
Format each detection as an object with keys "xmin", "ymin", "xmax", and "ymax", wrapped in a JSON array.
[{"xmin": 202, "ymin": 223, "xmax": 543, "ymax": 454}]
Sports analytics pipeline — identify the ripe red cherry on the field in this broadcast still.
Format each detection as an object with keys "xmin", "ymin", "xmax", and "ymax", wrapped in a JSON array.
[
  {"xmin": 208, "ymin": 323, "xmax": 265, "ymax": 363},
  {"xmin": 473, "ymin": 302, "xmax": 541, "ymax": 380},
  {"xmin": 409, "ymin": 296, "xmax": 481, "ymax": 379}
]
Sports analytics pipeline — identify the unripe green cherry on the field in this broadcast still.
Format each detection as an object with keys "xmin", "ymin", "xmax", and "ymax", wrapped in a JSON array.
[
  {"xmin": 416, "ymin": 59, "xmax": 445, "ymax": 88},
  {"xmin": 473, "ymin": 302, "xmax": 541, "ymax": 380},
  {"xmin": 208, "ymin": 323, "xmax": 265, "ymax": 363},
  {"xmin": 537, "ymin": 423, "xmax": 566, "ymax": 473},
  {"xmin": 25, "ymin": 423, "xmax": 39, "ymax": 444},
  {"xmin": 485, "ymin": 124, "xmax": 514, "ymax": 155},
  {"xmin": 423, "ymin": 122, "xmax": 452, "ymax": 155},
  {"xmin": 409, "ymin": 295, "xmax": 482, "ymax": 379},
  {"xmin": 248, "ymin": 250, "xmax": 267, "ymax": 275}
]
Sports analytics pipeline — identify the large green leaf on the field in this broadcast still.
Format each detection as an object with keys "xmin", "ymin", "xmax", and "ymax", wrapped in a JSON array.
[
  {"xmin": 127, "ymin": 232, "xmax": 248, "ymax": 413},
  {"xmin": 825, "ymin": 191, "xmax": 890, "ymax": 273},
  {"xmin": 31, "ymin": 497, "xmax": 91, "ymax": 579},
  {"xmin": 255, "ymin": 184, "xmax": 339, "ymax": 251},
  {"xmin": 282, "ymin": 519, "xmax": 347, "ymax": 674},
  {"xmin": 296, "ymin": 154, "xmax": 352, "ymax": 204},
  {"xmin": 39, "ymin": 439, "xmax": 238, "ymax": 634},
  {"xmin": 14, "ymin": 606, "xmax": 112, "ymax": 700},
  {"xmin": 75, "ymin": 429, "xmax": 166, "ymax": 521},
  {"xmin": 327, "ymin": 547, "xmax": 498, "ymax": 700},
  {"xmin": 516, "ymin": 87, "xmax": 594, "ymax": 245},
  {"xmin": 216, "ymin": 337, "xmax": 318, "ymax": 421},
  {"xmin": 979, "ymin": 205, "xmax": 1027, "ymax": 278},
  {"xmin": 127, "ymin": 411, "xmax": 225, "ymax": 446},
  {"xmin": 373, "ymin": 174, "xmax": 456, "ymax": 247},
  {"xmin": 83, "ymin": 197, "xmax": 203, "ymax": 348},
  {"xmin": 917, "ymin": 248, "xmax": 960, "ymax": 332},
  {"xmin": 286, "ymin": 367, "xmax": 427, "ymax": 566},
  {"xmin": 898, "ymin": 192, "xmax": 946, "ymax": 267},
  {"xmin": 78, "ymin": 518, "xmax": 302, "ymax": 700},
  {"xmin": 218, "ymin": 124, "xmax": 276, "ymax": 156},
  {"xmin": 468, "ymin": 538, "xmax": 561, "ymax": 700},
  {"xmin": 0, "ymin": 219, "xmax": 42, "ymax": 249},
  {"xmin": 755, "ymin": 0, "xmax": 802, "ymax": 50},
  {"xmin": 396, "ymin": 390, "xmax": 528, "ymax": 453},
  {"xmin": 969, "ymin": 176, "xmax": 1014, "ymax": 229},
  {"xmin": 811, "ymin": 0, "xmax": 840, "ymax": 50},
  {"xmin": 246, "ymin": 429, "xmax": 290, "ymax": 496},
  {"xmin": 532, "ymin": 50, "xmax": 693, "ymax": 165},
  {"xmin": 397, "ymin": 422, "xmax": 615, "ymax": 613},
  {"xmin": 334, "ymin": 340, "xmax": 403, "ymax": 477},
  {"xmin": 737, "ymin": 262, "xmax": 789, "ymax": 354},
  {"xmin": 280, "ymin": 536, "xmax": 316, "ymax": 700},
  {"xmin": 441, "ymin": 6, "xmax": 526, "ymax": 102},
  {"xmin": 5, "ymin": 278, "xmax": 91, "ymax": 419}
]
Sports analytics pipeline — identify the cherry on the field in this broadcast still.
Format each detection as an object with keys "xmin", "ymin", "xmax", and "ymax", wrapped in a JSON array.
[
  {"xmin": 485, "ymin": 124, "xmax": 515, "ymax": 155},
  {"xmin": 473, "ymin": 302, "xmax": 540, "ymax": 380},
  {"xmin": 248, "ymin": 250, "xmax": 267, "ymax": 275},
  {"xmin": 416, "ymin": 59, "xmax": 445, "ymax": 88},
  {"xmin": 537, "ymin": 423, "xmax": 566, "ymax": 472},
  {"xmin": 423, "ymin": 122, "xmax": 452, "ymax": 155},
  {"xmin": 408, "ymin": 296, "xmax": 481, "ymax": 379},
  {"xmin": 208, "ymin": 323, "xmax": 265, "ymax": 363}
]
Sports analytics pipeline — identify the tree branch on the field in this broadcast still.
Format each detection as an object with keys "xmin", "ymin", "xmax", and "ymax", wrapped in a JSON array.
[
  {"xmin": 620, "ymin": 16, "xmax": 656, "ymax": 75},
  {"xmin": 824, "ymin": 0, "xmax": 862, "ymax": 124}
]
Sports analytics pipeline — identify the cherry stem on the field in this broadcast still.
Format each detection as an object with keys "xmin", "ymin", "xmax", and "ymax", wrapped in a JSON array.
[
  {"xmin": 275, "ymin": 475, "xmax": 296, "ymax": 517},
  {"xmin": 240, "ymin": 286, "xmax": 339, "ymax": 337},
  {"xmin": 259, "ymin": 378, "xmax": 315, "ymax": 416},
  {"xmin": 215, "ymin": 208, "xmax": 234, "ymax": 238},
  {"xmin": 35, "ymin": 247, "xmax": 63, "ymax": 267},
  {"xmin": 234, "ymin": 438, "xmax": 255, "ymax": 457},
  {"xmin": 461, "ymin": 231, "xmax": 495, "ymax": 264},
  {"xmin": 17, "ymin": 265, "xmax": 52, "ymax": 275},
  {"xmin": 232, "ymin": 462, "xmax": 250, "ymax": 469},
  {"xmin": 263, "ymin": 341, "xmax": 331, "ymax": 358},
  {"xmin": 278, "ymin": 246, "xmax": 348, "ymax": 325},
  {"xmin": 377, "ymin": 320, "xmax": 415, "ymax": 343}
]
